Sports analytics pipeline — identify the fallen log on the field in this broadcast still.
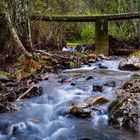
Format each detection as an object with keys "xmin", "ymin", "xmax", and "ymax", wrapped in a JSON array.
[{"xmin": 16, "ymin": 84, "xmax": 38, "ymax": 101}]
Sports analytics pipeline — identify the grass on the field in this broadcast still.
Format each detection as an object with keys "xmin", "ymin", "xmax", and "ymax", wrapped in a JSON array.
[{"xmin": 67, "ymin": 42, "xmax": 80, "ymax": 46}]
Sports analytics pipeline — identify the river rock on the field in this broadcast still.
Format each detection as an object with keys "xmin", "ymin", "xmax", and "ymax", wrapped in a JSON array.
[
  {"xmin": 98, "ymin": 64, "xmax": 108, "ymax": 69},
  {"xmin": 70, "ymin": 96, "xmax": 108, "ymax": 118},
  {"xmin": 119, "ymin": 56, "xmax": 140, "ymax": 71},
  {"xmin": 86, "ymin": 76, "xmax": 94, "ymax": 81},
  {"xmin": 93, "ymin": 85, "xmax": 103, "ymax": 92},
  {"xmin": 98, "ymin": 54, "xmax": 106, "ymax": 59},
  {"xmin": 70, "ymin": 103, "xmax": 91, "ymax": 118},
  {"xmin": 88, "ymin": 58, "xmax": 96, "ymax": 63},
  {"xmin": 103, "ymin": 81, "xmax": 116, "ymax": 87},
  {"xmin": 8, "ymin": 122, "xmax": 27, "ymax": 135},
  {"xmin": 85, "ymin": 96, "xmax": 108, "ymax": 106},
  {"xmin": 108, "ymin": 78, "xmax": 140, "ymax": 132}
]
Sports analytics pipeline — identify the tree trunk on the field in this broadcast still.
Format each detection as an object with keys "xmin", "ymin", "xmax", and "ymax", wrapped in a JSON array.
[
  {"xmin": 3, "ymin": 0, "xmax": 32, "ymax": 58},
  {"xmin": 13, "ymin": 0, "xmax": 33, "ymax": 52}
]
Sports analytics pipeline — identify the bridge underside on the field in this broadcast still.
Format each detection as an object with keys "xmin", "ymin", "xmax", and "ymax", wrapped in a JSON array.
[{"xmin": 32, "ymin": 13, "xmax": 140, "ymax": 55}]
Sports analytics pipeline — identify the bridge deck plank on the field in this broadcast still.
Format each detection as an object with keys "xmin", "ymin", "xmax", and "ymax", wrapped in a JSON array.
[{"xmin": 31, "ymin": 13, "xmax": 140, "ymax": 22}]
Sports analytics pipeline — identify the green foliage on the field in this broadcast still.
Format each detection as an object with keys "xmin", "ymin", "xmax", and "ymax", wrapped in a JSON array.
[
  {"xmin": 75, "ymin": 52, "xmax": 88, "ymax": 61},
  {"xmin": 35, "ymin": 0, "xmax": 44, "ymax": 5},
  {"xmin": 80, "ymin": 23, "xmax": 95, "ymax": 44},
  {"xmin": 15, "ymin": 67, "xmax": 24, "ymax": 76},
  {"xmin": 29, "ymin": 67, "xmax": 36, "ymax": 75},
  {"xmin": 69, "ymin": 61, "xmax": 75, "ymax": 69},
  {"xmin": 109, "ymin": 22, "xmax": 135, "ymax": 39},
  {"xmin": 128, "ymin": 51, "xmax": 140, "ymax": 58}
]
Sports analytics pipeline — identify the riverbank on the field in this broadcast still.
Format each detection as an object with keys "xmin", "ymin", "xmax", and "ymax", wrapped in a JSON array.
[
  {"xmin": 0, "ymin": 58, "xmax": 140, "ymax": 140},
  {"xmin": 0, "ymin": 52, "xmax": 116, "ymax": 113}
]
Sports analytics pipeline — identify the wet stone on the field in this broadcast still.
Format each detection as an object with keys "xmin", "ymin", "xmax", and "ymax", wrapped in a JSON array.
[
  {"xmin": 98, "ymin": 64, "xmax": 108, "ymax": 69},
  {"xmin": 8, "ymin": 122, "xmax": 27, "ymax": 135},
  {"xmin": 119, "ymin": 56, "xmax": 140, "ymax": 71},
  {"xmin": 98, "ymin": 54, "xmax": 106, "ymax": 59},
  {"xmin": 80, "ymin": 138, "xmax": 93, "ymax": 140},
  {"xmin": 88, "ymin": 58, "xmax": 96, "ymax": 63},
  {"xmin": 93, "ymin": 85, "xmax": 103, "ymax": 92},
  {"xmin": 58, "ymin": 78, "xmax": 70, "ymax": 83},
  {"xmin": 71, "ymin": 83, "xmax": 76, "ymax": 86},
  {"xmin": 86, "ymin": 76, "xmax": 94, "ymax": 81},
  {"xmin": 43, "ymin": 76, "xmax": 49, "ymax": 80},
  {"xmin": 85, "ymin": 96, "xmax": 108, "ymax": 106},
  {"xmin": 70, "ymin": 106, "xmax": 91, "ymax": 118},
  {"xmin": 103, "ymin": 81, "xmax": 116, "ymax": 87}
]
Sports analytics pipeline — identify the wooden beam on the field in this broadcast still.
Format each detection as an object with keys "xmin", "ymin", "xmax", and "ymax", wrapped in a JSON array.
[{"xmin": 31, "ymin": 12, "xmax": 140, "ymax": 22}]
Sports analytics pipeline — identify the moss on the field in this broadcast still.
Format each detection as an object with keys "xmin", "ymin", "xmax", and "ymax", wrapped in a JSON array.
[
  {"xmin": 128, "ymin": 51, "xmax": 140, "ymax": 59},
  {"xmin": 108, "ymin": 100, "xmax": 119, "ymax": 113},
  {"xmin": 0, "ymin": 71, "xmax": 10, "ymax": 77},
  {"xmin": 67, "ymin": 42, "xmax": 80, "ymax": 46}
]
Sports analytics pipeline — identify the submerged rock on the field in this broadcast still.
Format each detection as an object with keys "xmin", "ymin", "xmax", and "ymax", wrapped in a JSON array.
[
  {"xmin": 108, "ymin": 78, "xmax": 140, "ymax": 132},
  {"xmin": 119, "ymin": 56, "xmax": 140, "ymax": 71}
]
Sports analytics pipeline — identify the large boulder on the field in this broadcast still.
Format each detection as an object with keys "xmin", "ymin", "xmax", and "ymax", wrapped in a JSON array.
[
  {"xmin": 119, "ymin": 56, "xmax": 140, "ymax": 71},
  {"xmin": 108, "ymin": 78, "xmax": 140, "ymax": 132}
]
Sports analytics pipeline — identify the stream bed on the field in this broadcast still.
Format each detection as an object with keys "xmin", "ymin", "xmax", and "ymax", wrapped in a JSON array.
[{"xmin": 0, "ymin": 58, "xmax": 140, "ymax": 140}]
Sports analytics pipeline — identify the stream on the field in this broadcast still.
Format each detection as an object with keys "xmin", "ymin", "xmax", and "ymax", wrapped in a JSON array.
[{"xmin": 0, "ymin": 58, "xmax": 140, "ymax": 140}]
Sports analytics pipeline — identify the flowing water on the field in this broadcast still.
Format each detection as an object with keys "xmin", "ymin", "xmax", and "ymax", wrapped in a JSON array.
[{"xmin": 0, "ymin": 59, "xmax": 140, "ymax": 140}]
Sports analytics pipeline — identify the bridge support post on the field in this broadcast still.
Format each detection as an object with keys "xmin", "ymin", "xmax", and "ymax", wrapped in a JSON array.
[{"xmin": 95, "ymin": 19, "xmax": 109, "ymax": 55}]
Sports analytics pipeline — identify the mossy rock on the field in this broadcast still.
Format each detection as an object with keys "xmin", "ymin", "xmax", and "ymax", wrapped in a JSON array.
[{"xmin": 108, "ymin": 79, "xmax": 140, "ymax": 132}]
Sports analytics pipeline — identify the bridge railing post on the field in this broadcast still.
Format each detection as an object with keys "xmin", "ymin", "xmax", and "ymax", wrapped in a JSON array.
[{"xmin": 95, "ymin": 19, "xmax": 109, "ymax": 55}]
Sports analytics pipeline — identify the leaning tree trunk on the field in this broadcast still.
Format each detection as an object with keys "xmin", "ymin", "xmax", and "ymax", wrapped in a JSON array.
[
  {"xmin": 3, "ymin": 0, "xmax": 32, "ymax": 58},
  {"xmin": 13, "ymin": 0, "xmax": 33, "ymax": 52}
]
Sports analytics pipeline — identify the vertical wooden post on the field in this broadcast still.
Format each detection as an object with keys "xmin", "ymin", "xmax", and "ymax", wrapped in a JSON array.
[{"xmin": 95, "ymin": 19, "xmax": 109, "ymax": 55}]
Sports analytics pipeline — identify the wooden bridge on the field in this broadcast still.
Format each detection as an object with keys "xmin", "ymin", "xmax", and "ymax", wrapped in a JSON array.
[{"xmin": 32, "ymin": 12, "xmax": 140, "ymax": 55}]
